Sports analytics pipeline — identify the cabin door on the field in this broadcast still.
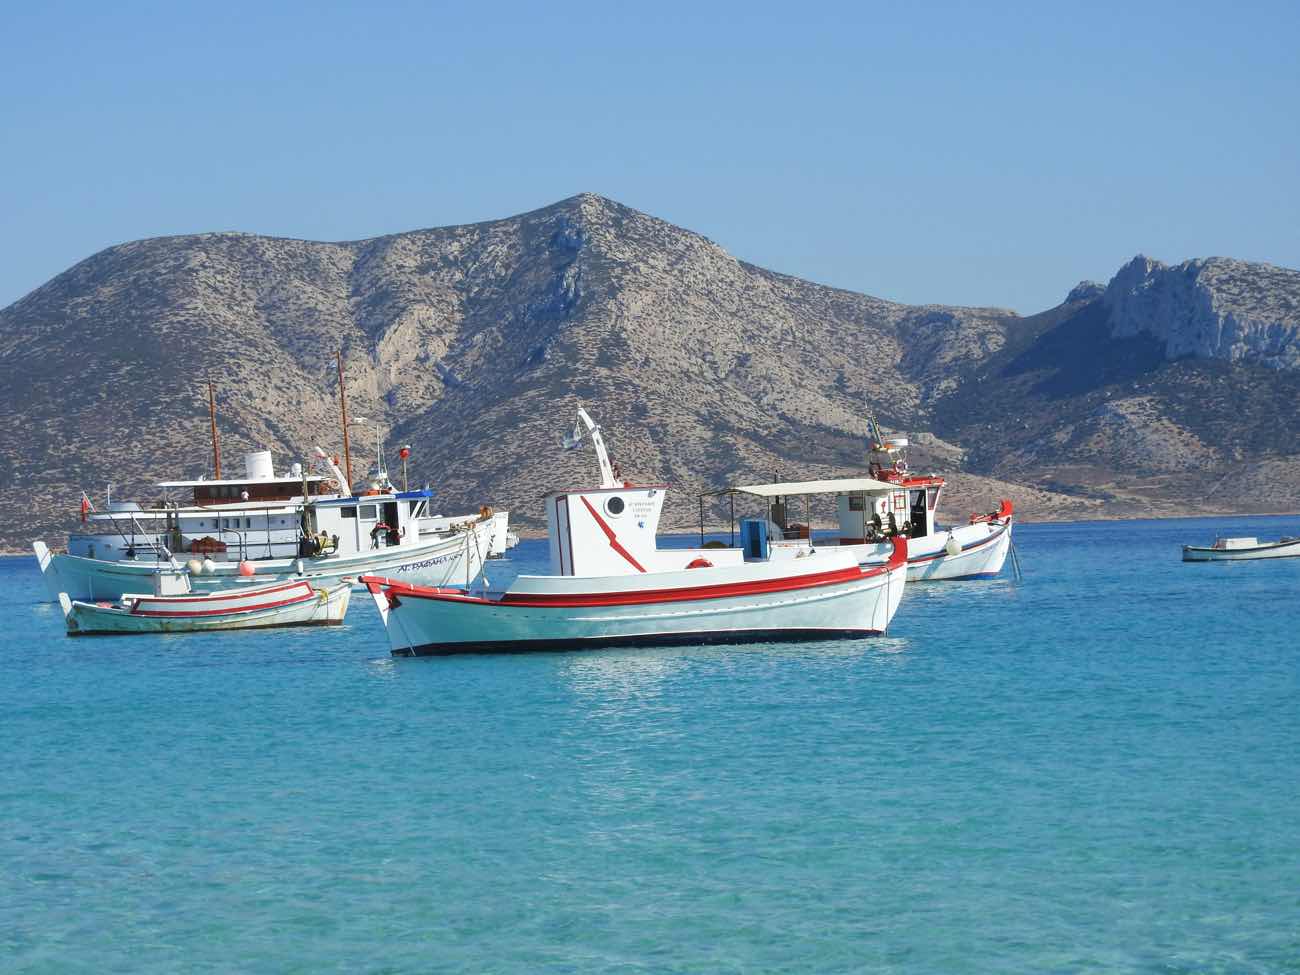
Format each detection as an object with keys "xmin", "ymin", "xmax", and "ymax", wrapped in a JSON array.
[
  {"xmin": 357, "ymin": 502, "xmax": 380, "ymax": 549},
  {"xmin": 908, "ymin": 490, "xmax": 928, "ymax": 537},
  {"xmin": 382, "ymin": 501, "xmax": 400, "ymax": 547}
]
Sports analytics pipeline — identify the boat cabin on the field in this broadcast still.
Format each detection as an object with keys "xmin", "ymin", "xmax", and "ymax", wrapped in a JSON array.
[
  {"xmin": 545, "ymin": 407, "xmax": 744, "ymax": 576},
  {"xmin": 156, "ymin": 450, "xmax": 335, "ymax": 505},
  {"xmin": 66, "ymin": 443, "xmax": 471, "ymax": 564},
  {"xmin": 704, "ymin": 472, "xmax": 946, "ymax": 556}
]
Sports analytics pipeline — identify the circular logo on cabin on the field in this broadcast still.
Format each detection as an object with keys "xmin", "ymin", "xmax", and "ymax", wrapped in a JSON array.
[{"xmin": 605, "ymin": 496, "xmax": 625, "ymax": 516}]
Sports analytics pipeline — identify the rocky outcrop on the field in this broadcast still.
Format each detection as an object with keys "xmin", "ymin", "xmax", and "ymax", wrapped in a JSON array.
[
  {"xmin": 1103, "ymin": 255, "xmax": 1300, "ymax": 369},
  {"xmin": 1066, "ymin": 280, "xmax": 1105, "ymax": 304}
]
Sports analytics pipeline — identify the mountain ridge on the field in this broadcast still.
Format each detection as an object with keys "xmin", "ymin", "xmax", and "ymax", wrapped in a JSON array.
[{"xmin": 3, "ymin": 193, "xmax": 1299, "ymax": 552}]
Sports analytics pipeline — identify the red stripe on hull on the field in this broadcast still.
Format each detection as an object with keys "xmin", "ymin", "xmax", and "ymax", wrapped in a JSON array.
[
  {"xmin": 362, "ymin": 538, "xmax": 906, "ymax": 610},
  {"xmin": 129, "ymin": 580, "xmax": 308, "ymax": 605},
  {"xmin": 130, "ymin": 592, "xmax": 315, "ymax": 617}
]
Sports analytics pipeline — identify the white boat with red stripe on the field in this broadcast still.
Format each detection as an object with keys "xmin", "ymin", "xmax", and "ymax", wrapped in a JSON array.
[
  {"xmin": 58, "ymin": 576, "xmax": 351, "ymax": 635},
  {"xmin": 361, "ymin": 408, "xmax": 910, "ymax": 656}
]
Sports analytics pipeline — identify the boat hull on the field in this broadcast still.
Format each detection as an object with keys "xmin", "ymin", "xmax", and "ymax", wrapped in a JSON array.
[
  {"xmin": 364, "ymin": 545, "xmax": 908, "ymax": 656},
  {"xmin": 33, "ymin": 519, "xmax": 495, "ymax": 602},
  {"xmin": 1182, "ymin": 538, "xmax": 1300, "ymax": 562},
  {"xmin": 842, "ymin": 513, "xmax": 1013, "ymax": 581},
  {"xmin": 60, "ymin": 582, "xmax": 351, "ymax": 635},
  {"xmin": 904, "ymin": 518, "xmax": 1012, "ymax": 581}
]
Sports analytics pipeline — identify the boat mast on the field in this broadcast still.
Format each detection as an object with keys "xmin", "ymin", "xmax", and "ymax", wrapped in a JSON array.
[
  {"xmin": 337, "ymin": 350, "xmax": 353, "ymax": 493},
  {"xmin": 208, "ymin": 381, "xmax": 222, "ymax": 479}
]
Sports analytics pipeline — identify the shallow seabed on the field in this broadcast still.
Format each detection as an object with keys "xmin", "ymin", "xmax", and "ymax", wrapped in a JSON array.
[{"xmin": 4, "ymin": 516, "xmax": 1300, "ymax": 973}]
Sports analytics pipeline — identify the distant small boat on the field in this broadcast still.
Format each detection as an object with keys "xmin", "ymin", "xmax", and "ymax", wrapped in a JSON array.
[
  {"xmin": 59, "ymin": 577, "xmax": 351, "ymax": 635},
  {"xmin": 1181, "ymin": 536, "xmax": 1300, "ymax": 562}
]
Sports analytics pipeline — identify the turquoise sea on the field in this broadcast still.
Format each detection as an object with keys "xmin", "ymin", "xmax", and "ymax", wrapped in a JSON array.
[{"xmin": 4, "ymin": 515, "xmax": 1299, "ymax": 973}]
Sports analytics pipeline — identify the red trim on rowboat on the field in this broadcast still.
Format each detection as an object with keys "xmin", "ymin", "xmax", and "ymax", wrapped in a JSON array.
[
  {"xmin": 130, "ymin": 592, "xmax": 316, "ymax": 617},
  {"xmin": 128, "ymin": 579, "xmax": 309, "ymax": 605},
  {"xmin": 360, "ymin": 538, "xmax": 906, "ymax": 609},
  {"xmin": 578, "ymin": 495, "xmax": 647, "ymax": 573}
]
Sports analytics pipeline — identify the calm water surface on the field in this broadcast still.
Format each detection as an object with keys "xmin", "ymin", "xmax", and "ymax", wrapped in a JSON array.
[{"xmin": 4, "ymin": 516, "xmax": 1299, "ymax": 973}]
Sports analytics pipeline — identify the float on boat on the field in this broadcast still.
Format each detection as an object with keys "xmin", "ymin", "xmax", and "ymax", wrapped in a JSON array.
[
  {"xmin": 1182, "ymin": 536, "xmax": 1300, "ymax": 562},
  {"xmin": 59, "ymin": 575, "xmax": 351, "ymax": 635},
  {"xmin": 361, "ymin": 408, "xmax": 909, "ymax": 656},
  {"xmin": 703, "ymin": 416, "xmax": 1013, "ymax": 582},
  {"xmin": 32, "ymin": 374, "xmax": 505, "ymax": 601}
]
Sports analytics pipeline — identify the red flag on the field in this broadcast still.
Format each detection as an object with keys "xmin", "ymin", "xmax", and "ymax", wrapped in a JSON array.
[{"xmin": 80, "ymin": 494, "xmax": 90, "ymax": 524}]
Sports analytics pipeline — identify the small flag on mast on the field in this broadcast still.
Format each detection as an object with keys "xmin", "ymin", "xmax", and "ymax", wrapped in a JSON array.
[{"xmin": 79, "ymin": 492, "xmax": 92, "ymax": 523}]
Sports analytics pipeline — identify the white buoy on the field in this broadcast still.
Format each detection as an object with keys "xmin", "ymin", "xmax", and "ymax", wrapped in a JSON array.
[
  {"xmin": 201, "ymin": 558, "xmax": 217, "ymax": 575},
  {"xmin": 945, "ymin": 535, "xmax": 962, "ymax": 557},
  {"xmin": 186, "ymin": 559, "xmax": 204, "ymax": 575}
]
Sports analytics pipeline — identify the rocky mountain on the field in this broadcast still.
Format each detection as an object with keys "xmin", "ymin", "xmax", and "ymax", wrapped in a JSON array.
[
  {"xmin": 1104, "ymin": 255, "xmax": 1300, "ymax": 369},
  {"xmin": 2, "ymin": 194, "xmax": 1298, "ymax": 552}
]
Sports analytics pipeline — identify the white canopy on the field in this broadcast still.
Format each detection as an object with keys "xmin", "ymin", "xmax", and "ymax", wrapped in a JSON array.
[{"xmin": 723, "ymin": 476, "xmax": 898, "ymax": 498}]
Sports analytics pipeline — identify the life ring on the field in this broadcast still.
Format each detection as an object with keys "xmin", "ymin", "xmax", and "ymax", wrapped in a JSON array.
[
  {"xmin": 370, "ymin": 522, "xmax": 392, "ymax": 537},
  {"xmin": 322, "ymin": 477, "xmax": 340, "ymax": 491}
]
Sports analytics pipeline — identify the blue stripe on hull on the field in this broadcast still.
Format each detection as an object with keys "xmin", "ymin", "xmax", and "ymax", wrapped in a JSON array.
[{"xmin": 395, "ymin": 627, "xmax": 885, "ymax": 657}]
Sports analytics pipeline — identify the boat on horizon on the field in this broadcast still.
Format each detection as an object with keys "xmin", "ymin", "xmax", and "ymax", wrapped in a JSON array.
[
  {"xmin": 1182, "ymin": 535, "xmax": 1300, "ymax": 562},
  {"xmin": 362, "ymin": 408, "xmax": 909, "ymax": 656}
]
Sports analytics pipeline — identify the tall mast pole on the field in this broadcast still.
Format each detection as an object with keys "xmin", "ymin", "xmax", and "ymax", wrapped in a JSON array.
[
  {"xmin": 337, "ymin": 350, "xmax": 353, "ymax": 493},
  {"xmin": 208, "ymin": 380, "xmax": 222, "ymax": 479}
]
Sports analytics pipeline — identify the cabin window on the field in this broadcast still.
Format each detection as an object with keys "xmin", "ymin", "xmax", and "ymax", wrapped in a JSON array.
[
  {"xmin": 409, "ymin": 499, "xmax": 427, "ymax": 519},
  {"xmin": 341, "ymin": 506, "xmax": 357, "ymax": 519},
  {"xmin": 605, "ymin": 496, "xmax": 625, "ymax": 516},
  {"xmin": 360, "ymin": 504, "xmax": 378, "ymax": 520},
  {"xmin": 848, "ymin": 493, "xmax": 865, "ymax": 512},
  {"xmin": 927, "ymin": 487, "xmax": 940, "ymax": 510}
]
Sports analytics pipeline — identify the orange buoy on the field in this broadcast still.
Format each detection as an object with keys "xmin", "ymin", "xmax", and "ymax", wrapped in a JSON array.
[{"xmin": 238, "ymin": 560, "xmax": 256, "ymax": 577}]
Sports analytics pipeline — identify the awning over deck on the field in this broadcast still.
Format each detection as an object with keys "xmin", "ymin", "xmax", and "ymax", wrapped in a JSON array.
[{"xmin": 711, "ymin": 476, "xmax": 898, "ymax": 498}]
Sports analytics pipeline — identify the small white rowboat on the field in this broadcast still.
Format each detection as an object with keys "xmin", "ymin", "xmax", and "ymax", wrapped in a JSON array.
[
  {"xmin": 1182, "ymin": 536, "xmax": 1300, "ymax": 562},
  {"xmin": 59, "ymin": 578, "xmax": 352, "ymax": 635}
]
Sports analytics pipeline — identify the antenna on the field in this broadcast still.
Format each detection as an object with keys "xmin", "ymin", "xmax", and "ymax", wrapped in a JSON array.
[{"xmin": 337, "ymin": 350, "xmax": 353, "ymax": 493}]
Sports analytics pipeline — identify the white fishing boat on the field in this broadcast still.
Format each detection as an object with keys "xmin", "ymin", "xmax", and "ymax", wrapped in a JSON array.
[
  {"xmin": 362, "ymin": 409, "xmax": 909, "ymax": 656},
  {"xmin": 59, "ymin": 577, "xmax": 351, "ymax": 636},
  {"xmin": 705, "ymin": 416, "xmax": 1014, "ymax": 582},
  {"xmin": 1182, "ymin": 536, "xmax": 1300, "ymax": 562},
  {"xmin": 32, "ymin": 375, "xmax": 506, "ymax": 601},
  {"xmin": 32, "ymin": 456, "xmax": 499, "ymax": 602}
]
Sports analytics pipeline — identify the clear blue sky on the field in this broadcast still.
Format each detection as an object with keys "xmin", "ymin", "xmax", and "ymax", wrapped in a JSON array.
[{"xmin": 2, "ymin": 0, "xmax": 1297, "ymax": 313}]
